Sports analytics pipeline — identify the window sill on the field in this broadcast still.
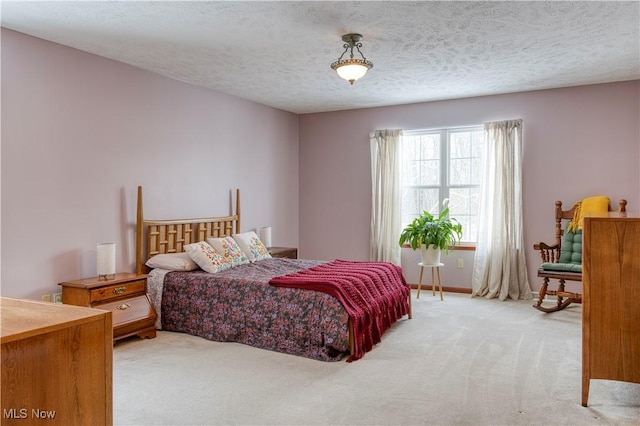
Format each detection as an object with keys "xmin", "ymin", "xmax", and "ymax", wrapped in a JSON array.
[{"xmin": 401, "ymin": 244, "xmax": 476, "ymax": 251}]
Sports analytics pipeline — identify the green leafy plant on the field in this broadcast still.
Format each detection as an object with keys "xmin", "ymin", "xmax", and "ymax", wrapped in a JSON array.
[{"xmin": 398, "ymin": 207, "xmax": 463, "ymax": 254}]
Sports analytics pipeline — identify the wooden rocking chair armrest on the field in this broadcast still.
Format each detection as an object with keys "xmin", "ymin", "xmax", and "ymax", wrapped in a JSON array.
[
  {"xmin": 533, "ymin": 242, "xmax": 560, "ymax": 263},
  {"xmin": 533, "ymin": 241, "xmax": 558, "ymax": 250}
]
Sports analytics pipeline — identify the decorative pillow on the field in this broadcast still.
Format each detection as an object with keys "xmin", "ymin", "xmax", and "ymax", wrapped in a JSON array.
[
  {"xmin": 183, "ymin": 241, "xmax": 231, "ymax": 273},
  {"xmin": 207, "ymin": 236, "xmax": 250, "ymax": 267},
  {"xmin": 145, "ymin": 252, "xmax": 199, "ymax": 271},
  {"xmin": 232, "ymin": 231, "xmax": 272, "ymax": 263}
]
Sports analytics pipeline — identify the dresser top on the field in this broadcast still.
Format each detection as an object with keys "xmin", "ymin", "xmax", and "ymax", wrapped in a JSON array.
[
  {"xmin": 59, "ymin": 272, "xmax": 148, "ymax": 289},
  {"xmin": 0, "ymin": 297, "xmax": 110, "ymax": 343},
  {"xmin": 584, "ymin": 212, "xmax": 639, "ymax": 219}
]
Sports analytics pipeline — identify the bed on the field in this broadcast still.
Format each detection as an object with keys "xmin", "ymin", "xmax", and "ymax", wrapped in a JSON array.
[{"xmin": 135, "ymin": 186, "xmax": 411, "ymax": 361}]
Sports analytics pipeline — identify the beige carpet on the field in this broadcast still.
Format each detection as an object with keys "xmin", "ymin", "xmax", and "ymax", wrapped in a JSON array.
[{"xmin": 113, "ymin": 292, "xmax": 639, "ymax": 425}]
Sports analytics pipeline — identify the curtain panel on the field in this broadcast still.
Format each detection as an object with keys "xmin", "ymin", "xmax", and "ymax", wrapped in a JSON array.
[
  {"xmin": 369, "ymin": 129, "xmax": 403, "ymax": 265},
  {"xmin": 472, "ymin": 119, "xmax": 531, "ymax": 300}
]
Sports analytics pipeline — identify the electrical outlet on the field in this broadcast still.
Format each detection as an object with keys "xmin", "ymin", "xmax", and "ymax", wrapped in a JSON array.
[
  {"xmin": 53, "ymin": 292, "xmax": 63, "ymax": 303},
  {"xmin": 41, "ymin": 294, "xmax": 51, "ymax": 302},
  {"xmin": 456, "ymin": 258, "xmax": 464, "ymax": 269}
]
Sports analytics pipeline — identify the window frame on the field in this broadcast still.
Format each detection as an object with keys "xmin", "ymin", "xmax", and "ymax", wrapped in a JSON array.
[{"xmin": 401, "ymin": 125, "xmax": 485, "ymax": 245}]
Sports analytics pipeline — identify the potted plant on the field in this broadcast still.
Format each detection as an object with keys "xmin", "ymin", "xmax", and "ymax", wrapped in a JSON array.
[{"xmin": 398, "ymin": 204, "xmax": 463, "ymax": 265}]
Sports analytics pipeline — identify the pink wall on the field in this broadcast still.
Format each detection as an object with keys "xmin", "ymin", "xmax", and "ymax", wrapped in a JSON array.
[
  {"xmin": 299, "ymin": 81, "xmax": 640, "ymax": 292},
  {"xmin": 1, "ymin": 29, "xmax": 300, "ymax": 299},
  {"xmin": 3, "ymin": 28, "xmax": 638, "ymax": 300}
]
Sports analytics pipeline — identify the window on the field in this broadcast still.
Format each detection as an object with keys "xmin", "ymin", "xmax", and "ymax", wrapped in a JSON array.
[{"xmin": 401, "ymin": 126, "xmax": 485, "ymax": 243}]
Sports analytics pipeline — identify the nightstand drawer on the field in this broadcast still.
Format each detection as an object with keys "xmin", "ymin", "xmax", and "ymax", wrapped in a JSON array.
[
  {"xmin": 96, "ymin": 295, "xmax": 157, "ymax": 340},
  {"xmin": 90, "ymin": 279, "xmax": 146, "ymax": 303}
]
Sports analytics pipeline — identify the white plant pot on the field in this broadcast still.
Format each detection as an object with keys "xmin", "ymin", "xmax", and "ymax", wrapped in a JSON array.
[{"xmin": 421, "ymin": 245, "xmax": 442, "ymax": 265}]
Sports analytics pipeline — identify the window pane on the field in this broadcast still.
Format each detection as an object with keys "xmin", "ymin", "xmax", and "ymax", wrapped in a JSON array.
[
  {"xmin": 471, "ymin": 131, "xmax": 485, "ymax": 157},
  {"xmin": 449, "ymin": 187, "xmax": 481, "ymax": 242},
  {"xmin": 403, "ymin": 134, "xmax": 441, "ymax": 186},
  {"xmin": 401, "ymin": 188, "xmax": 420, "ymax": 226},
  {"xmin": 418, "ymin": 188, "xmax": 440, "ymax": 214},
  {"xmin": 403, "ymin": 160, "xmax": 421, "ymax": 186},
  {"xmin": 419, "ymin": 159, "xmax": 440, "ymax": 185},
  {"xmin": 401, "ymin": 187, "xmax": 439, "ymax": 227},
  {"xmin": 403, "ymin": 135, "xmax": 419, "ymax": 158},
  {"xmin": 449, "ymin": 129, "xmax": 484, "ymax": 186},
  {"xmin": 471, "ymin": 157, "xmax": 483, "ymax": 184},
  {"xmin": 449, "ymin": 158, "xmax": 470, "ymax": 185},
  {"xmin": 420, "ymin": 134, "xmax": 440, "ymax": 159},
  {"xmin": 450, "ymin": 132, "xmax": 470, "ymax": 158}
]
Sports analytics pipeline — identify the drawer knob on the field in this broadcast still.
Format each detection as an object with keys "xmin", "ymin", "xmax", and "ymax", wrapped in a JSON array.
[
  {"xmin": 112, "ymin": 287, "xmax": 127, "ymax": 295},
  {"xmin": 116, "ymin": 303, "xmax": 131, "ymax": 310}
]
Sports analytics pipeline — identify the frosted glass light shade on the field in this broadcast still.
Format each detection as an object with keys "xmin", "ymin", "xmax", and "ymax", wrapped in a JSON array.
[
  {"xmin": 336, "ymin": 63, "xmax": 369, "ymax": 83},
  {"xmin": 97, "ymin": 243, "xmax": 116, "ymax": 279},
  {"xmin": 259, "ymin": 227, "xmax": 272, "ymax": 248}
]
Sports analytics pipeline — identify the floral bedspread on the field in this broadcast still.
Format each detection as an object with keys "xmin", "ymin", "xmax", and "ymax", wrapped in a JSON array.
[{"xmin": 160, "ymin": 258, "xmax": 350, "ymax": 361}]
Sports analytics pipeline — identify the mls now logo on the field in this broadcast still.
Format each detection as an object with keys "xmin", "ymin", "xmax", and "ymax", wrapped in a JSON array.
[{"xmin": 3, "ymin": 408, "xmax": 56, "ymax": 419}]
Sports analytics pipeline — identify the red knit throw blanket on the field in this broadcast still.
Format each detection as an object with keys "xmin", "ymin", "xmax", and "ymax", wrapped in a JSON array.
[{"xmin": 269, "ymin": 260, "xmax": 411, "ymax": 362}]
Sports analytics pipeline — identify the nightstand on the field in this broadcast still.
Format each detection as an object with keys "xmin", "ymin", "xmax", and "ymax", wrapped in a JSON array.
[
  {"xmin": 268, "ymin": 246, "xmax": 298, "ymax": 259},
  {"xmin": 59, "ymin": 272, "xmax": 157, "ymax": 342}
]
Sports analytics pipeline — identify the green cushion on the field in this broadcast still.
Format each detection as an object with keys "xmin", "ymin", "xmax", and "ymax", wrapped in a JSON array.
[
  {"xmin": 541, "ymin": 262, "xmax": 582, "ymax": 273},
  {"xmin": 540, "ymin": 224, "xmax": 582, "ymax": 273},
  {"xmin": 558, "ymin": 227, "xmax": 582, "ymax": 265}
]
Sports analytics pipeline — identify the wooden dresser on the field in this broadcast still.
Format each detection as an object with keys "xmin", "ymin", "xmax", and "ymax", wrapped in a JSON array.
[
  {"xmin": 59, "ymin": 272, "xmax": 157, "ymax": 342},
  {"xmin": 1, "ymin": 297, "xmax": 112, "ymax": 425},
  {"xmin": 582, "ymin": 213, "xmax": 640, "ymax": 406}
]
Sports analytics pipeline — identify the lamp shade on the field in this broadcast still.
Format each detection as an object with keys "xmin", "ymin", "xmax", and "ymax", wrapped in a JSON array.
[
  {"xmin": 335, "ymin": 62, "xmax": 370, "ymax": 83},
  {"xmin": 259, "ymin": 227, "xmax": 272, "ymax": 248},
  {"xmin": 97, "ymin": 243, "xmax": 116, "ymax": 278}
]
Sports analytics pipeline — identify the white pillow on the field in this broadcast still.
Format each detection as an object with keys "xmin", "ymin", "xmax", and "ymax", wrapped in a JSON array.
[
  {"xmin": 145, "ymin": 252, "xmax": 199, "ymax": 271},
  {"xmin": 207, "ymin": 236, "xmax": 250, "ymax": 267},
  {"xmin": 183, "ymin": 241, "xmax": 232, "ymax": 273},
  {"xmin": 233, "ymin": 231, "xmax": 272, "ymax": 263}
]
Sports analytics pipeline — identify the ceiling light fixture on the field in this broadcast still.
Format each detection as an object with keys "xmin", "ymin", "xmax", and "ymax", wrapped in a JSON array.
[{"xmin": 331, "ymin": 33, "xmax": 373, "ymax": 85}]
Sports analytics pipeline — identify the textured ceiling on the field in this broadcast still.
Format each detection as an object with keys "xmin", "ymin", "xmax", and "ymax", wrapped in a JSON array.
[{"xmin": 2, "ymin": 1, "xmax": 639, "ymax": 114}]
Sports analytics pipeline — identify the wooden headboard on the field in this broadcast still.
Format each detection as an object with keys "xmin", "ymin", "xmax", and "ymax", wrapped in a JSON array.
[{"xmin": 135, "ymin": 186, "xmax": 241, "ymax": 273}]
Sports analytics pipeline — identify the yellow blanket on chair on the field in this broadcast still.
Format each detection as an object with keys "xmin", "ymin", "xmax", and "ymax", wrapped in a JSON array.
[{"xmin": 567, "ymin": 195, "xmax": 610, "ymax": 233}]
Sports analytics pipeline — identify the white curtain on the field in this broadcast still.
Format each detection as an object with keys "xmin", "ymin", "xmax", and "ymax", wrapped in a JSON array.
[
  {"xmin": 471, "ymin": 119, "xmax": 531, "ymax": 300},
  {"xmin": 369, "ymin": 129, "xmax": 403, "ymax": 265}
]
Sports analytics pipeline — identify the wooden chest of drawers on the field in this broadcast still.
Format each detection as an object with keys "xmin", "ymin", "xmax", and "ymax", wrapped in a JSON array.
[
  {"xmin": 59, "ymin": 273, "xmax": 157, "ymax": 342},
  {"xmin": 582, "ymin": 214, "xmax": 640, "ymax": 406}
]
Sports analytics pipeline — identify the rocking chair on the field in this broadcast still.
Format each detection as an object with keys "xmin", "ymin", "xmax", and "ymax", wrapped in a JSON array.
[{"xmin": 532, "ymin": 197, "xmax": 627, "ymax": 313}]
